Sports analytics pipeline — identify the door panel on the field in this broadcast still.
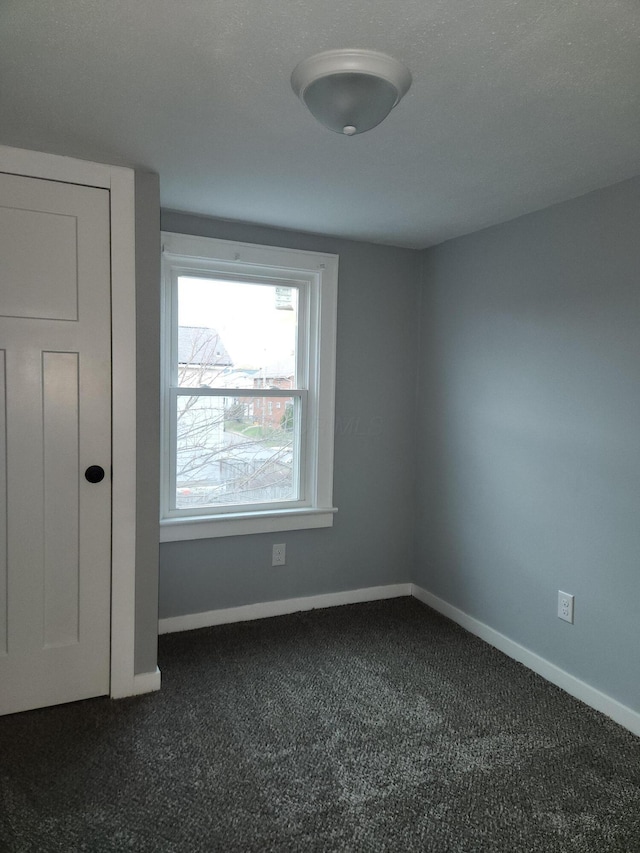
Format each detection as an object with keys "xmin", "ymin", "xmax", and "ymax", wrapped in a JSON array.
[
  {"xmin": 43, "ymin": 351, "xmax": 80, "ymax": 648},
  {"xmin": 0, "ymin": 173, "xmax": 112, "ymax": 715},
  {"xmin": 0, "ymin": 205, "xmax": 79, "ymax": 320}
]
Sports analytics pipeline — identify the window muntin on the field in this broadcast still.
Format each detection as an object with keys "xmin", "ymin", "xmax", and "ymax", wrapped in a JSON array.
[{"xmin": 160, "ymin": 233, "xmax": 338, "ymax": 540}]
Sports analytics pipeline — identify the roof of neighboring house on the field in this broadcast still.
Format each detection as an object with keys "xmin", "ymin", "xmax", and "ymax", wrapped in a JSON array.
[{"xmin": 178, "ymin": 326, "xmax": 232, "ymax": 366}]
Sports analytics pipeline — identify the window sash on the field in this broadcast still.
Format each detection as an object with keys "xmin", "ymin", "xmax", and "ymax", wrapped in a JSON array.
[{"xmin": 170, "ymin": 272, "xmax": 310, "ymax": 391}]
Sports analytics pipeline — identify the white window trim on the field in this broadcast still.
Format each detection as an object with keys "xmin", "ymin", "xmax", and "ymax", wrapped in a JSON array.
[{"xmin": 160, "ymin": 232, "xmax": 338, "ymax": 540}]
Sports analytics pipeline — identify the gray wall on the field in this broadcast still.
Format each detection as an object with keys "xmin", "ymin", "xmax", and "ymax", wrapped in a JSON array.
[
  {"xmin": 134, "ymin": 171, "xmax": 161, "ymax": 674},
  {"xmin": 415, "ymin": 176, "xmax": 640, "ymax": 711},
  {"xmin": 159, "ymin": 213, "xmax": 420, "ymax": 618}
]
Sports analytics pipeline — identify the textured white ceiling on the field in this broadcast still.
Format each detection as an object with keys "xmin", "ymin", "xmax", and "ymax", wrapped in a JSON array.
[{"xmin": 1, "ymin": 0, "xmax": 639, "ymax": 247}]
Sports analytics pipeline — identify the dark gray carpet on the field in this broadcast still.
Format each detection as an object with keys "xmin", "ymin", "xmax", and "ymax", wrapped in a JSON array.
[{"xmin": 0, "ymin": 598, "xmax": 639, "ymax": 852}]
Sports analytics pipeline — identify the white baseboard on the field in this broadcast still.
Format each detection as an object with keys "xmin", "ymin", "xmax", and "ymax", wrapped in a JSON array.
[
  {"xmin": 158, "ymin": 583, "xmax": 412, "ymax": 635},
  {"xmin": 128, "ymin": 667, "xmax": 162, "ymax": 696},
  {"xmin": 411, "ymin": 584, "xmax": 640, "ymax": 738}
]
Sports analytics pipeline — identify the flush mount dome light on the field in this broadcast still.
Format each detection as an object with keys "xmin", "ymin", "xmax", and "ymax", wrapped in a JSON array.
[{"xmin": 291, "ymin": 49, "xmax": 412, "ymax": 136}]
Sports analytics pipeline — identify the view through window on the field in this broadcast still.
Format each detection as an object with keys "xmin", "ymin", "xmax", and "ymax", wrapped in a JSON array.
[{"xmin": 175, "ymin": 277, "xmax": 301, "ymax": 509}]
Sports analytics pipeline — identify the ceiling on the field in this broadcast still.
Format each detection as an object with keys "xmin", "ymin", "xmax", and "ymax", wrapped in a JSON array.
[{"xmin": 1, "ymin": 0, "xmax": 639, "ymax": 248}]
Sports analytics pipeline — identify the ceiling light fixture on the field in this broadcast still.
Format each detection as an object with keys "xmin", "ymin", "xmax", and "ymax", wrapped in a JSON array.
[{"xmin": 291, "ymin": 49, "xmax": 412, "ymax": 137}]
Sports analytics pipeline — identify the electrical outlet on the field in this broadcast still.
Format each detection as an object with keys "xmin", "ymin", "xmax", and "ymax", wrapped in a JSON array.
[
  {"xmin": 272, "ymin": 544, "xmax": 286, "ymax": 566},
  {"xmin": 558, "ymin": 590, "xmax": 574, "ymax": 624}
]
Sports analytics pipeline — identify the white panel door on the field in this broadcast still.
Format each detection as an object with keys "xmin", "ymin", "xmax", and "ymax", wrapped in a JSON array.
[{"xmin": 0, "ymin": 172, "xmax": 112, "ymax": 715}]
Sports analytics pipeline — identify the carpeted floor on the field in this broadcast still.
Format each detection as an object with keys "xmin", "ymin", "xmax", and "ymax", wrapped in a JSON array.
[{"xmin": 0, "ymin": 598, "xmax": 638, "ymax": 852}]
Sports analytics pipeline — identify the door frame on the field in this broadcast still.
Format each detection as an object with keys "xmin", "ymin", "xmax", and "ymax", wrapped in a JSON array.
[{"xmin": 0, "ymin": 144, "xmax": 145, "ymax": 699}]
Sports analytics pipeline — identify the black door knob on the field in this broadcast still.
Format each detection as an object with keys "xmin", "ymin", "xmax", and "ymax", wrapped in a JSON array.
[{"xmin": 85, "ymin": 465, "xmax": 105, "ymax": 484}]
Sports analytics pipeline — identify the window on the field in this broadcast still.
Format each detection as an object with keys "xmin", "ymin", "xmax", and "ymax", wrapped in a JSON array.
[{"xmin": 160, "ymin": 232, "xmax": 338, "ymax": 540}]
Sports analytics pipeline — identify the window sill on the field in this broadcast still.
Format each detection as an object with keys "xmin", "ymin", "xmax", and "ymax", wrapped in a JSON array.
[{"xmin": 159, "ymin": 507, "xmax": 338, "ymax": 542}]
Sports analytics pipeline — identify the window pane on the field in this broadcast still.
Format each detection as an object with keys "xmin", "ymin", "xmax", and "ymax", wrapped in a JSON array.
[
  {"xmin": 177, "ymin": 277, "xmax": 298, "ymax": 389},
  {"xmin": 176, "ymin": 394, "xmax": 298, "ymax": 509}
]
